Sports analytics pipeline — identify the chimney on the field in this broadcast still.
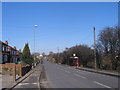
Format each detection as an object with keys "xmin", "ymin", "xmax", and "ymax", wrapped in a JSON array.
[
  {"xmin": 7, "ymin": 46, "xmax": 11, "ymax": 52},
  {"xmin": 5, "ymin": 41, "xmax": 8, "ymax": 45},
  {"xmin": 13, "ymin": 46, "xmax": 16, "ymax": 50},
  {"xmin": 19, "ymin": 49, "xmax": 21, "ymax": 52}
]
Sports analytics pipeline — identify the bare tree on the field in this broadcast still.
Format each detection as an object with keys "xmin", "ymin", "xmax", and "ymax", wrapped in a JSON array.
[{"xmin": 97, "ymin": 26, "xmax": 120, "ymax": 70}]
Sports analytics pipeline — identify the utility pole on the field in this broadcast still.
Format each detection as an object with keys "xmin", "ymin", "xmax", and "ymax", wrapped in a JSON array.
[
  {"xmin": 58, "ymin": 47, "xmax": 59, "ymax": 64},
  {"xmin": 94, "ymin": 27, "xmax": 97, "ymax": 69}
]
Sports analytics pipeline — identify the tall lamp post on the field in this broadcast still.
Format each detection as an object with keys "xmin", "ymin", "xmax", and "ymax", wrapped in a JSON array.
[
  {"xmin": 93, "ymin": 27, "xmax": 97, "ymax": 69},
  {"xmin": 34, "ymin": 25, "xmax": 38, "ymax": 67}
]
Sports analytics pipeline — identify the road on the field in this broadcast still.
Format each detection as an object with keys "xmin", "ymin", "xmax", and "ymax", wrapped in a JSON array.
[{"xmin": 43, "ymin": 59, "xmax": 119, "ymax": 89}]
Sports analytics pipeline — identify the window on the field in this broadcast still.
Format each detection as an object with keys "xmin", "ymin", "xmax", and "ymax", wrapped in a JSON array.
[
  {"xmin": 6, "ymin": 46, "xmax": 8, "ymax": 52},
  {"xmin": 2, "ymin": 46, "xmax": 4, "ymax": 51},
  {"xmin": 13, "ymin": 57, "xmax": 17, "ymax": 63},
  {"xmin": 10, "ymin": 49, "xmax": 12, "ymax": 54},
  {"xmin": 4, "ymin": 46, "xmax": 6, "ymax": 52},
  {"xmin": 11, "ymin": 50, "xmax": 14, "ymax": 55},
  {"xmin": 4, "ymin": 55, "xmax": 7, "ymax": 62},
  {"xmin": 14, "ymin": 51, "xmax": 16, "ymax": 55}
]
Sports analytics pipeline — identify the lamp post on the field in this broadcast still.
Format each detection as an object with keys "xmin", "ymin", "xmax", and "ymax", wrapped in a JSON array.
[
  {"xmin": 34, "ymin": 25, "xmax": 38, "ymax": 67},
  {"xmin": 93, "ymin": 27, "xmax": 97, "ymax": 69}
]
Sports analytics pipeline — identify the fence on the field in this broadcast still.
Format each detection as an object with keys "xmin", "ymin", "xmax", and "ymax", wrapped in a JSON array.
[{"xmin": 0, "ymin": 63, "xmax": 31, "ymax": 81}]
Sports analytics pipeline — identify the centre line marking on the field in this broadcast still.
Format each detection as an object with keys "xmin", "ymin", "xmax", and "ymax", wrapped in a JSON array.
[
  {"xmin": 64, "ymin": 70, "xmax": 70, "ymax": 73},
  {"xmin": 74, "ymin": 73, "xmax": 86, "ymax": 79},
  {"xmin": 94, "ymin": 81, "xmax": 111, "ymax": 88},
  {"xmin": 59, "ymin": 68, "xmax": 70, "ymax": 73}
]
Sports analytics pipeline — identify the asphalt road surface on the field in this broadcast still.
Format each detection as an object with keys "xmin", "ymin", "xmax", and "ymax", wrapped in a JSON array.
[{"xmin": 43, "ymin": 59, "xmax": 119, "ymax": 89}]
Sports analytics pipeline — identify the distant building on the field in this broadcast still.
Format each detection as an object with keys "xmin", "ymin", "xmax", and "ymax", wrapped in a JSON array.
[{"xmin": 0, "ymin": 40, "xmax": 22, "ymax": 64}]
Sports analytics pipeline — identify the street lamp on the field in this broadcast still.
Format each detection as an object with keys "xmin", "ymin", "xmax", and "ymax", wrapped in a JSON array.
[
  {"xmin": 34, "ymin": 25, "xmax": 38, "ymax": 27},
  {"xmin": 33, "ymin": 25, "xmax": 38, "ymax": 67},
  {"xmin": 93, "ymin": 27, "xmax": 97, "ymax": 69}
]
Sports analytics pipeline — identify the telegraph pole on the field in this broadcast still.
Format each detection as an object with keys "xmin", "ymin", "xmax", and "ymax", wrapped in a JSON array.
[
  {"xmin": 94, "ymin": 27, "xmax": 97, "ymax": 69},
  {"xmin": 58, "ymin": 47, "xmax": 59, "ymax": 64}
]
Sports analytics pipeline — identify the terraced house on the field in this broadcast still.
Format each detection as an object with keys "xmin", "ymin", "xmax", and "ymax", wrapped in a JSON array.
[{"xmin": 0, "ymin": 41, "xmax": 22, "ymax": 64}]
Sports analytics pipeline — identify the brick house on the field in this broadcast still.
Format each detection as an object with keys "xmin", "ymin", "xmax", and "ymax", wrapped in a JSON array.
[{"xmin": 0, "ymin": 41, "xmax": 22, "ymax": 64}]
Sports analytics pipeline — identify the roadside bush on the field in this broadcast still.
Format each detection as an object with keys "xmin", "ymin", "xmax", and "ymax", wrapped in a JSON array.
[
  {"xmin": 22, "ymin": 43, "xmax": 34, "ymax": 65},
  {"xmin": 117, "ymin": 61, "xmax": 120, "ymax": 72},
  {"xmin": 117, "ymin": 66, "xmax": 120, "ymax": 72},
  {"xmin": 86, "ymin": 61, "xmax": 94, "ymax": 68}
]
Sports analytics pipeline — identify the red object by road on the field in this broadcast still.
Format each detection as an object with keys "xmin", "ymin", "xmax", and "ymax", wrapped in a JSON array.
[{"xmin": 69, "ymin": 57, "xmax": 79, "ymax": 67}]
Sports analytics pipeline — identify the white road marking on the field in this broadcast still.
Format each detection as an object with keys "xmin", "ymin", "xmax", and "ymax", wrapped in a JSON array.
[
  {"xmin": 32, "ymin": 83, "xmax": 38, "ymax": 84},
  {"xmin": 18, "ymin": 83, "xmax": 29, "ymax": 86},
  {"xmin": 75, "ymin": 70, "xmax": 86, "ymax": 74},
  {"xmin": 37, "ymin": 77, "xmax": 40, "ymax": 88},
  {"xmin": 18, "ymin": 83, "xmax": 38, "ymax": 86},
  {"xmin": 63, "ymin": 70, "xmax": 70, "ymax": 73},
  {"xmin": 59, "ymin": 68, "xmax": 70, "ymax": 73},
  {"xmin": 74, "ymin": 73, "xmax": 87, "ymax": 79},
  {"xmin": 94, "ymin": 81, "xmax": 111, "ymax": 88}
]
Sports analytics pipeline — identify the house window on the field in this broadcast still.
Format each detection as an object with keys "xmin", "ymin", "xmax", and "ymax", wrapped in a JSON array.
[
  {"xmin": 2, "ymin": 46, "xmax": 4, "ymax": 51},
  {"xmin": 13, "ymin": 57, "xmax": 17, "ymax": 63},
  {"xmin": 10, "ymin": 49, "xmax": 12, "ymax": 54},
  {"xmin": 4, "ymin": 46, "xmax": 7, "ymax": 52},
  {"xmin": 6, "ymin": 46, "xmax": 8, "ymax": 52},
  {"xmin": 14, "ymin": 51, "xmax": 16, "ymax": 55},
  {"xmin": 2, "ymin": 55, "xmax": 7, "ymax": 63},
  {"xmin": 12, "ymin": 50, "xmax": 14, "ymax": 55},
  {"xmin": 4, "ymin": 55, "xmax": 7, "ymax": 62},
  {"xmin": 2, "ymin": 55, "xmax": 4, "ymax": 63},
  {"xmin": 10, "ymin": 58, "xmax": 13, "ymax": 63}
]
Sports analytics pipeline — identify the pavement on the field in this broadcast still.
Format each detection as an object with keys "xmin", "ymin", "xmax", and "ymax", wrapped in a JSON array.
[
  {"xmin": 2, "ymin": 74, "xmax": 15, "ymax": 89},
  {"xmin": 0, "ymin": 74, "xmax": 2, "ymax": 89},
  {"xmin": 59, "ymin": 64, "xmax": 119, "ymax": 77},
  {"xmin": 43, "ymin": 59, "xmax": 119, "ymax": 89},
  {"xmin": 1, "ymin": 74, "xmax": 21, "ymax": 89},
  {"xmin": 0, "ymin": 63, "xmax": 45, "ymax": 90},
  {"xmin": 11, "ymin": 63, "xmax": 44, "ymax": 89},
  {"xmin": 76, "ymin": 67, "xmax": 120, "ymax": 77}
]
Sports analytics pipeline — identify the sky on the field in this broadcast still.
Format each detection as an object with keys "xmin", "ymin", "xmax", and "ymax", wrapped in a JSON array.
[
  {"xmin": 1, "ymin": 0, "xmax": 120, "ymax": 2},
  {"xmin": 2, "ymin": 2, "xmax": 118, "ymax": 54}
]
